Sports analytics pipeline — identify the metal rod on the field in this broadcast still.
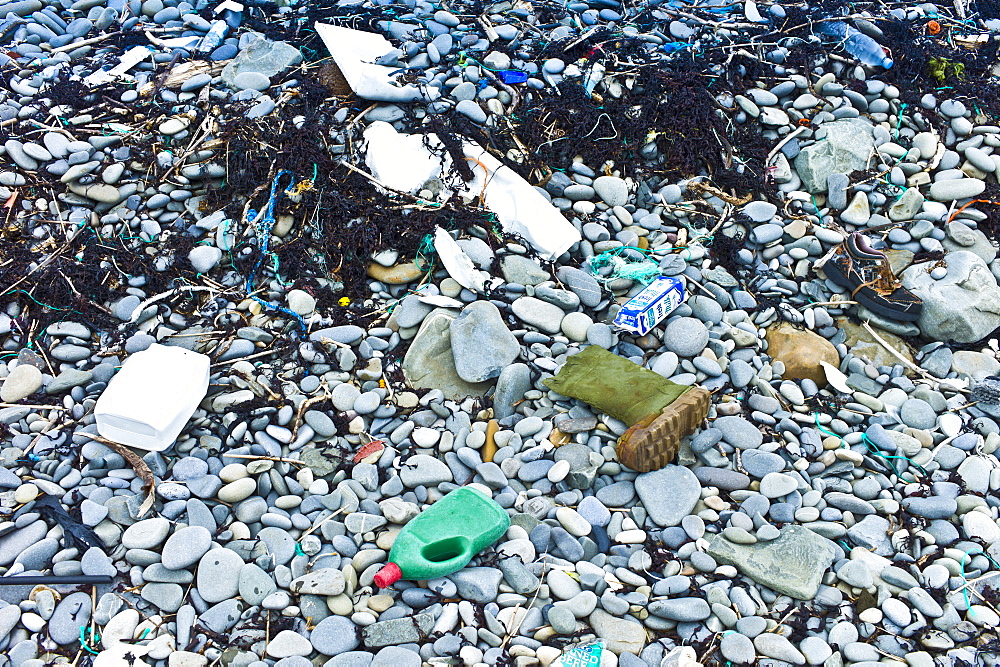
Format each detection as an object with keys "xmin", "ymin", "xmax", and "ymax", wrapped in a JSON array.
[{"xmin": 0, "ymin": 575, "xmax": 113, "ymax": 586}]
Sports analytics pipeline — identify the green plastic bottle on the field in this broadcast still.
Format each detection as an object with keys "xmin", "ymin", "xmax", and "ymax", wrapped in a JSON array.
[{"xmin": 374, "ymin": 486, "xmax": 510, "ymax": 588}]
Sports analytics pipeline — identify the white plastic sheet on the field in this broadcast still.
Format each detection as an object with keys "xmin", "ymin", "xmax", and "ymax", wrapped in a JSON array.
[
  {"xmin": 362, "ymin": 121, "xmax": 582, "ymax": 261},
  {"xmin": 461, "ymin": 142, "xmax": 582, "ymax": 260},
  {"xmin": 84, "ymin": 46, "xmax": 152, "ymax": 86},
  {"xmin": 363, "ymin": 122, "xmax": 443, "ymax": 195},
  {"xmin": 433, "ymin": 226, "xmax": 487, "ymax": 293},
  {"xmin": 314, "ymin": 23, "xmax": 437, "ymax": 103}
]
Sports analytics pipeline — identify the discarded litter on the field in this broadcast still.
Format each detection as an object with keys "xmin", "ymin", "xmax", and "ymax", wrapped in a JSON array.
[
  {"xmin": 816, "ymin": 21, "xmax": 894, "ymax": 69},
  {"xmin": 95, "ymin": 344, "xmax": 210, "ymax": 451},
  {"xmin": 552, "ymin": 641, "xmax": 604, "ymax": 667},
  {"xmin": 545, "ymin": 346, "xmax": 710, "ymax": 472},
  {"xmin": 374, "ymin": 486, "xmax": 509, "ymax": 587},
  {"xmin": 315, "ymin": 23, "xmax": 439, "ymax": 103},
  {"xmin": 362, "ymin": 120, "xmax": 581, "ymax": 260},
  {"xmin": 612, "ymin": 276, "xmax": 685, "ymax": 336}
]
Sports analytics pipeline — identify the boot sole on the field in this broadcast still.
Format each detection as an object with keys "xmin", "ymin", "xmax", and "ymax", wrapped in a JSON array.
[
  {"xmin": 823, "ymin": 260, "xmax": 922, "ymax": 322},
  {"xmin": 616, "ymin": 387, "xmax": 711, "ymax": 472}
]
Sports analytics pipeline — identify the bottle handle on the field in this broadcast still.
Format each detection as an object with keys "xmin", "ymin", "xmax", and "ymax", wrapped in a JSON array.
[{"xmin": 420, "ymin": 536, "xmax": 473, "ymax": 567}]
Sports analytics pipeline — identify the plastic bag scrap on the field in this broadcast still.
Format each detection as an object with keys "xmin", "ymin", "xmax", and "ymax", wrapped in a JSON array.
[
  {"xmin": 362, "ymin": 121, "xmax": 581, "ymax": 261},
  {"xmin": 552, "ymin": 641, "xmax": 604, "ymax": 667},
  {"xmin": 314, "ymin": 23, "xmax": 439, "ymax": 103},
  {"xmin": 33, "ymin": 496, "xmax": 105, "ymax": 553},
  {"xmin": 433, "ymin": 226, "xmax": 502, "ymax": 294}
]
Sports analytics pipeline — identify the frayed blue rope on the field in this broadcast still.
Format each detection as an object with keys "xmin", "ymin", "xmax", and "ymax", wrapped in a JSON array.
[{"xmin": 245, "ymin": 170, "xmax": 307, "ymax": 335}]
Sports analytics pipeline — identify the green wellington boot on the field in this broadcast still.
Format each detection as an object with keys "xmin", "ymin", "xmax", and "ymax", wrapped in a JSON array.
[{"xmin": 544, "ymin": 345, "xmax": 710, "ymax": 472}]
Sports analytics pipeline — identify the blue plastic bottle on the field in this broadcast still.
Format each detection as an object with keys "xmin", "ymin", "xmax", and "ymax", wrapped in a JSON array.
[{"xmin": 817, "ymin": 21, "xmax": 893, "ymax": 69}]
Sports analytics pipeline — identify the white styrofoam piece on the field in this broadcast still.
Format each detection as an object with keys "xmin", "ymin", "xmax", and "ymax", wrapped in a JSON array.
[
  {"xmin": 314, "ymin": 23, "xmax": 438, "ymax": 103},
  {"xmin": 95, "ymin": 344, "xmax": 211, "ymax": 451},
  {"xmin": 364, "ymin": 122, "xmax": 444, "ymax": 195},
  {"xmin": 362, "ymin": 121, "xmax": 581, "ymax": 261}
]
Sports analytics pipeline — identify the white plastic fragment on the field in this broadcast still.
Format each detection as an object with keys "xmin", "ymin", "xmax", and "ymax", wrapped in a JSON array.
[
  {"xmin": 433, "ymin": 226, "xmax": 487, "ymax": 294},
  {"xmin": 459, "ymin": 142, "xmax": 581, "ymax": 260},
  {"xmin": 362, "ymin": 121, "xmax": 582, "ymax": 260},
  {"xmin": 84, "ymin": 46, "xmax": 153, "ymax": 86},
  {"xmin": 314, "ymin": 23, "xmax": 439, "ymax": 103},
  {"xmin": 418, "ymin": 294, "xmax": 465, "ymax": 308},
  {"xmin": 213, "ymin": 0, "xmax": 243, "ymax": 12},
  {"xmin": 744, "ymin": 0, "xmax": 766, "ymax": 22},
  {"xmin": 364, "ymin": 122, "xmax": 446, "ymax": 196},
  {"xmin": 820, "ymin": 360, "xmax": 852, "ymax": 394},
  {"xmin": 92, "ymin": 643, "xmax": 151, "ymax": 667},
  {"xmin": 95, "ymin": 344, "xmax": 211, "ymax": 451}
]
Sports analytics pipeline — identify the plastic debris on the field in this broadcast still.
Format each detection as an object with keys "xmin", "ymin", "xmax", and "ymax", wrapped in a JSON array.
[
  {"xmin": 433, "ymin": 226, "xmax": 491, "ymax": 294},
  {"xmin": 816, "ymin": 21, "xmax": 894, "ymax": 68},
  {"xmin": 95, "ymin": 344, "xmax": 210, "ymax": 451},
  {"xmin": 363, "ymin": 121, "xmax": 581, "ymax": 259},
  {"xmin": 315, "ymin": 23, "xmax": 439, "ymax": 103},
  {"xmin": 552, "ymin": 641, "xmax": 604, "ymax": 667},
  {"xmin": 612, "ymin": 276, "xmax": 685, "ymax": 336},
  {"xmin": 374, "ymin": 486, "xmax": 510, "ymax": 587}
]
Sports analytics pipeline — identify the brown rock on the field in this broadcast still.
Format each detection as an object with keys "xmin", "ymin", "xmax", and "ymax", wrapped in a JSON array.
[
  {"xmin": 764, "ymin": 322, "xmax": 839, "ymax": 386},
  {"xmin": 884, "ymin": 249, "xmax": 914, "ymax": 276},
  {"xmin": 366, "ymin": 260, "xmax": 424, "ymax": 285},
  {"xmin": 835, "ymin": 317, "xmax": 914, "ymax": 373}
]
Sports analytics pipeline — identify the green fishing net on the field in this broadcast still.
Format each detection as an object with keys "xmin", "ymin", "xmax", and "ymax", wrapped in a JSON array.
[{"xmin": 587, "ymin": 247, "xmax": 661, "ymax": 285}]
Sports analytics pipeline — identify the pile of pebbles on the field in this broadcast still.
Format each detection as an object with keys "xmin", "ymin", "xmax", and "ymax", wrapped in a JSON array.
[{"xmin": 2, "ymin": 0, "xmax": 1000, "ymax": 666}]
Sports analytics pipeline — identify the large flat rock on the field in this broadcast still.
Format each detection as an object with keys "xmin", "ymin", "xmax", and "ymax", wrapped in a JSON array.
[
  {"xmin": 402, "ymin": 309, "xmax": 492, "ymax": 400},
  {"xmin": 706, "ymin": 525, "xmax": 838, "ymax": 600}
]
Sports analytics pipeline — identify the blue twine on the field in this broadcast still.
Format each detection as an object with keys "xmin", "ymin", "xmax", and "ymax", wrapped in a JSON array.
[{"xmin": 244, "ymin": 170, "xmax": 307, "ymax": 335}]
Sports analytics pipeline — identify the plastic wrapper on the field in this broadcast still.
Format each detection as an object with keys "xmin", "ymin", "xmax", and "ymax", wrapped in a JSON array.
[{"xmin": 553, "ymin": 641, "xmax": 604, "ymax": 667}]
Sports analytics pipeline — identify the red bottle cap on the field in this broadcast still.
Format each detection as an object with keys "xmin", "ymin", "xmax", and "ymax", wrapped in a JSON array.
[{"xmin": 374, "ymin": 562, "xmax": 402, "ymax": 588}]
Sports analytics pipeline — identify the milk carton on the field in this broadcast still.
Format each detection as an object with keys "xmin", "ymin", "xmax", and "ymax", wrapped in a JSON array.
[{"xmin": 612, "ymin": 276, "xmax": 685, "ymax": 335}]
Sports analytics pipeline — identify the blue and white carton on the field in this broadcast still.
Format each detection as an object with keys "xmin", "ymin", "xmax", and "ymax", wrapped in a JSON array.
[{"xmin": 612, "ymin": 276, "xmax": 685, "ymax": 336}]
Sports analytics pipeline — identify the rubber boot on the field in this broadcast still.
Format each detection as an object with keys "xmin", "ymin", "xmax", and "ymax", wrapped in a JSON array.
[{"xmin": 616, "ymin": 386, "xmax": 711, "ymax": 472}]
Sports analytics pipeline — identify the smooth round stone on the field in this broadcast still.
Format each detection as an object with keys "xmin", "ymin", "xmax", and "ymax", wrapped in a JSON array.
[
  {"xmin": 218, "ymin": 478, "xmax": 257, "ymax": 503},
  {"xmin": 593, "ymin": 176, "xmax": 628, "ymax": 207},
  {"xmin": 556, "ymin": 507, "xmax": 591, "ymax": 537},
  {"xmin": 663, "ymin": 318, "xmax": 709, "ymax": 357},
  {"xmin": 900, "ymin": 399, "xmax": 936, "ymax": 430},
  {"xmin": 121, "ymin": 518, "xmax": 171, "ymax": 550},
  {"xmin": 543, "ymin": 58, "xmax": 565, "ymax": 74},
  {"xmin": 13, "ymin": 482, "xmax": 38, "ymax": 504},
  {"xmin": 286, "ymin": 289, "xmax": 316, "ymax": 315},
  {"xmin": 197, "ymin": 548, "xmax": 244, "ymax": 603},
  {"xmin": 161, "ymin": 526, "xmax": 212, "ymax": 570},
  {"xmin": 720, "ymin": 632, "xmax": 756, "ymax": 664},
  {"xmin": 353, "ymin": 391, "xmax": 380, "ymax": 414},
  {"xmin": 311, "ymin": 615, "xmax": 359, "ymax": 655},
  {"xmin": 561, "ymin": 312, "xmax": 593, "ymax": 342},
  {"xmin": 189, "ymin": 245, "xmax": 222, "ymax": 273},
  {"xmin": 234, "ymin": 71, "xmax": 271, "ymax": 92},
  {"xmin": 159, "ymin": 118, "xmax": 189, "ymax": 135},
  {"xmin": 759, "ymin": 472, "xmax": 798, "ymax": 498},
  {"xmin": 1, "ymin": 365, "xmax": 43, "ymax": 402},
  {"xmin": 743, "ymin": 201, "xmax": 777, "ymax": 222},
  {"xmin": 929, "ymin": 178, "xmax": 986, "ymax": 201}
]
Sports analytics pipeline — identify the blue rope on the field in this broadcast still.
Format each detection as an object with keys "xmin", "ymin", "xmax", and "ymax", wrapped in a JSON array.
[{"xmin": 244, "ymin": 170, "xmax": 307, "ymax": 334}]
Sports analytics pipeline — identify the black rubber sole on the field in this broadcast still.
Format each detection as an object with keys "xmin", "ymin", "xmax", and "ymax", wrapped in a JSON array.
[{"xmin": 824, "ymin": 259, "xmax": 922, "ymax": 322}]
